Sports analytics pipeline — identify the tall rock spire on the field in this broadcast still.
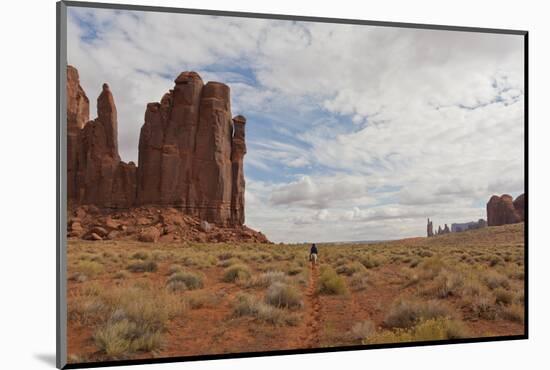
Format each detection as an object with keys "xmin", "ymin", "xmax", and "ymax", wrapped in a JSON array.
[
  {"xmin": 67, "ymin": 68, "xmax": 136, "ymax": 208},
  {"xmin": 96, "ymin": 83, "xmax": 119, "ymax": 158},
  {"xmin": 135, "ymin": 72, "xmax": 246, "ymax": 226},
  {"xmin": 66, "ymin": 65, "xmax": 89, "ymax": 202},
  {"xmin": 67, "ymin": 67, "xmax": 247, "ymax": 224},
  {"xmin": 231, "ymin": 115, "xmax": 247, "ymax": 225},
  {"xmin": 193, "ymin": 81, "xmax": 233, "ymax": 225}
]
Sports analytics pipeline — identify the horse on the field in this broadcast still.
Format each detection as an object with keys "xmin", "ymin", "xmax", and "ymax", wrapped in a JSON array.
[{"xmin": 309, "ymin": 252, "xmax": 318, "ymax": 266}]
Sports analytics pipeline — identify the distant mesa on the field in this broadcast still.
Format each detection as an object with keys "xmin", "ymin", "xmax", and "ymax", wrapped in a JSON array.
[
  {"xmin": 427, "ymin": 192, "xmax": 524, "ymax": 238},
  {"xmin": 487, "ymin": 193, "xmax": 525, "ymax": 226},
  {"xmin": 66, "ymin": 65, "xmax": 267, "ymax": 243},
  {"xmin": 426, "ymin": 222, "xmax": 452, "ymax": 237},
  {"xmin": 451, "ymin": 219, "xmax": 487, "ymax": 233},
  {"xmin": 428, "ymin": 219, "xmax": 485, "ymax": 237},
  {"xmin": 427, "ymin": 218, "xmax": 434, "ymax": 237}
]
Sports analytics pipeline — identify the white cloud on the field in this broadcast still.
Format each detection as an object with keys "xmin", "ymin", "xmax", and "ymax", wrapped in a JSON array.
[
  {"xmin": 270, "ymin": 175, "xmax": 372, "ymax": 209},
  {"xmin": 67, "ymin": 7, "xmax": 524, "ymax": 243}
]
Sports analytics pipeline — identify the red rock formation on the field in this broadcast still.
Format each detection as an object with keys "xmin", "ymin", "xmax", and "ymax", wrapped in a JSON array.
[
  {"xmin": 67, "ymin": 70, "xmax": 136, "ymax": 208},
  {"xmin": 513, "ymin": 193, "xmax": 525, "ymax": 222},
  {"xmin": 136, "ymin": 73, "xmax": 245, "ymax": 226},
  {"xmin": 66, "ymin": 66, "xmax": 89, "ymax": 202},
  {"xmin": 231, "ymin": 115, "xmax": 247, "ymax": 225},
  {"xmin": 193, "ymin": 81, "xmax": 234, "ymax": 225},
  {"xmin": 111, "ymin": 161, "xmax": 137, "ymax": 208},
  {"xmin": 67, "ymin": 67, "xmax": 254, "ymax": 240},
  {"xmin": 67, "ymin": 206, "xmax": 270, "ymax": 244},
  {"xmin": 487, "ymin": 194, "xmax": 521, "ymax": 226},
  {"xmin": 137, "ymin": 72, "xmax": 205, "ymax": 208},
  {"xmin": 427, "ymin": 218, "xmax": 434, "ymax": 237}
]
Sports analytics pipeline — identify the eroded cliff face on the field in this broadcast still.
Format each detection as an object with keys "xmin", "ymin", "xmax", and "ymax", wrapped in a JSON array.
[
  {"xmin": 136, "ymin": 74, "xmax": 246, "ymax": 226},
  {"xmin": 66, "ymin": 66, "xmax": 89, "ymax": 202},
  {"xmin": 67, "ymin": 66, "xmax": 248, "ymax": 227},
  {"xmin": 72, "ymin": 81, "xmax": 137, "ymax": 208},
  {"xmin": 231, "ymin": 115, "xmax": 247, "ymax": 226},
  {"xmin": 487, "ymin": 193, "xmax": 525, "ymax": 226}
]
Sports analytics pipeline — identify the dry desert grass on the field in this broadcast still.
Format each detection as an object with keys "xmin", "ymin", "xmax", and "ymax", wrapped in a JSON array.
[{"xmin": 66, "ymin": 223, "xmax": 525, "ymax": 363}]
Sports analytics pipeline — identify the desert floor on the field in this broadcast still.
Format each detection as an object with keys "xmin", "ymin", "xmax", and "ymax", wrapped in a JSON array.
[{"xmin": 66, "ymin": 223, "xmax": 525, "ymax": 363}]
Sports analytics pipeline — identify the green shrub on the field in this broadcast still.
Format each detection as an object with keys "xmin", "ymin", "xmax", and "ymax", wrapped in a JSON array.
[
  {"xmin": 336, "ymin": 261, "xmax": 367, "ymax": 276},
  {"xmin": 500, "ymin": 303, "xmax": 524, "ymax": 323},
  {"xmin": 420, "ymin": 270, "xmax": 464, "ymax": 298},
  {"xmin": 93, "ymin": 317, "xmax": 162, "ymax": 357},
  {"xmin": 131, "ymin": 251, "xmax": 150, "ymax": 260},
  {"xmin": 420, "ymin": 257, "xmax": 445, "ymax": 278},
  {"xmin": 184, "ymin": 291, "xmax": 219, "ymax": 309},
  {"xmin": 166, "ymin": 271, "xmax": 204, "ymax": 291},
  {"xmin": 318, "ymin": 266, "xmax": 348, "ymax": 295},
  {"xmin": 167, "ymin": 264, "xmax": 183, "ymax": 275},
  {"xmin": 265, "ymin": 282, "xmax": 303, "ymax": 309},
  {"xmin": 360, "ymin": 255, "xmax": 382, "ymax": 269},
  {"xmin": 127, "ymin": 260, "xmax": 158, "ymax": 273},
  {"xmin": 409, "ymin": 258, "xmax": 421, "ymax": 268},
  {"xmin": 349, "ymin": 272, "xmax": 369, "ymax": 291},
  {"xmin": 482, "ymin": 270, "xmax": 510, "ymax": 290},
  {"xmin": 76, "ymin": 260, "xmax": 105, "ymax": 277},
  {"xmin": 494, "ymin": 288, "xmax": 513, "ymax": 305},
  {"xmin": 92, "ymin": 286, "xmax": 186, "ymax": 356},
  {"xmin": 383, "ymin": 299, "xmax": 453, "ymax": 329},
  {"xmin": 233, "ymin": 293, "xmax": 299, "ymax": 326},
  {"xmin": 222, "ymin": 264, "xmax": 251, "ymax": 282},
  {"xmin": 247, "ymin": 271, "xmax": 288, "ymax": 288},
  {"xmin": 465, "ymin": 294, "xmax": 497, "ymax": 320},
  {"xmin": 366, "ymin": 318, "xmax": 469, "ymax": 344}
]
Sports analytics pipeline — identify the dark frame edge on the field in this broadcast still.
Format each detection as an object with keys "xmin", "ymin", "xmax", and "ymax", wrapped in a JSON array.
[
  {"xmin": 62, "ymin": 334, "xmax": 527, "ymax": 369},
  {"xmin": 523, "ymin": 32, "xmax": 529, "ymax": 339},
  {"xmin": 62, "ymin": 0, "xmax": 527, "ymax": 35},
  {"xmin": 57, "ymin": 1, "xmax": 68, "ymax": 369}
]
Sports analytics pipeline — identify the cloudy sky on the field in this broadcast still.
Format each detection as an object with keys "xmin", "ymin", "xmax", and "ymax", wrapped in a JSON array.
[{"xmin": 66, "ymin": 7, "xmax": 525, "ymax": 243}]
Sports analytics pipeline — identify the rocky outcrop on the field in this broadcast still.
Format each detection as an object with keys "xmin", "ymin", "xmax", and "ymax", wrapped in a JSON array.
[
  {"xmin": 66, "ymin": 66, "xmax": 89, "ymax": 202},
  {"xmin": 73, "ymin": 81, "xmax": 136, "ymax": 208},
  {"xmin": 433, "ymin": 224, "xmax": 450, "ymax": 235},
  {"xmin": 513, "ymin": 193, "xmax": 525, "ymax": 222},
  {"xmin": 451, "ymin": 219, "xmax": 487, "ymax": 233},
  {"xmin": 231, "ymin": 115, "xmax": 247, "ymax": 226},
  {"xmin": 67, "ymin": 66, "xmax": 257, "ymax": 241},
  {"xmin": 192, "ymin": 81, "xmax": 234, "ymax": 225},
  {"xmin": 427, "ymin": 218, "xmax": 434, "ymax": 237},
  {"xmin": 136, "ymin": 72, "xmax": 204, "ymax": 208},
  {"xmin": 487, "ymin": 194, "xmax": 523, "ymax": 226},
  {"xmin": 136, "ymin": 73, "xmax": 246, "ymax": 226},
  {"xmin": 67, "ymin": 206, "xmax": 270, "ymax": 244}
]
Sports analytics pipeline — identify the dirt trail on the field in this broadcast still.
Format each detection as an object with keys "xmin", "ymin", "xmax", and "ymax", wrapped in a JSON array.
[{"xmin": 299, "ymin": 262, "xmax": 322, "ymax": 347}]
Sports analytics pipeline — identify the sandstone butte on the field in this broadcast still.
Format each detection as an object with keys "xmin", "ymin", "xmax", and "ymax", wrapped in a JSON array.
[
  {"xmin": 487, "ymin": 193, "xmax": 525, "ymax": 227},
  {"xmin": 66, "ymin": 65, "xmax": 269, "ymax": 243}
]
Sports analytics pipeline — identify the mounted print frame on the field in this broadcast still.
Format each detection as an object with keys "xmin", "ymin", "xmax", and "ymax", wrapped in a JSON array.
[{"xmin": 56, "ymin": 1, "xmax": 528, "ymax": 368}]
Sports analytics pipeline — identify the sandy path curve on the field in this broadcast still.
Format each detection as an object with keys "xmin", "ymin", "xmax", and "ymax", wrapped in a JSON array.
[{"xmin": 299, "ymin": 262, "xmax": 322, "ymax": 347}]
